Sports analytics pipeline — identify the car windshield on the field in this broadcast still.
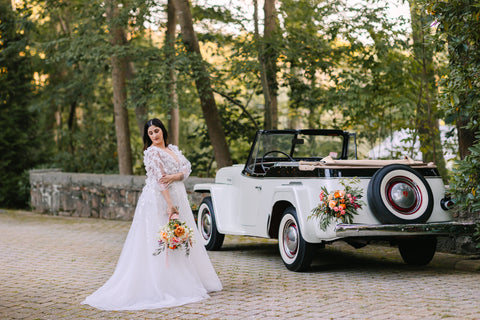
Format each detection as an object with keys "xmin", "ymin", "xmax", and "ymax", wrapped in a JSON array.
[{"xmin": 245, "ymin": 130, "xmax": 350, "ymax": 175}]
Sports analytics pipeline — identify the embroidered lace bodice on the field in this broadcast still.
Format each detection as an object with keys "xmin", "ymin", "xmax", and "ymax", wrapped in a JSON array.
[{"xmin": 144, "ymin": 145, "xmax": 192, "ymax": 191}]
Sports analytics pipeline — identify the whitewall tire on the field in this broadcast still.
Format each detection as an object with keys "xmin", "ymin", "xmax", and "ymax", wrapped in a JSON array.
[
  {"xmin": 197, "ymin": 197, "xmax": 224, "ymax": 251},
  {"xmin": 278, "ymin": 207, "xmax": 314, "ymax": 272},
  {"xmin": 367, "ymin": 164, "xmax": 434, "ymax": 224}
]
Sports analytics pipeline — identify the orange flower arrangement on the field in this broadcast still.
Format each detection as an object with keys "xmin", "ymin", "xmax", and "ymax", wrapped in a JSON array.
[
  {"xmin": 309, "ymin": 178, "xmax": 365, "ymax": 231},
  {"xmin": 153, "ymin": 219, "xmax": 194, "ymax": 256}
]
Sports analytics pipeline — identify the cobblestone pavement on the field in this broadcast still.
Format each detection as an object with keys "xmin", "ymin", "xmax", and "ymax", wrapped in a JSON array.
[{"xmin": 1, "ymin": 210, "xmax": 480, "ymax": 320}]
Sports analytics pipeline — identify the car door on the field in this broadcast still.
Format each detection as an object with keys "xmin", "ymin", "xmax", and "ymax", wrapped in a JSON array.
[{"xmin": 238, "ymin": 175, "xmax": 266, "ymax": 235}]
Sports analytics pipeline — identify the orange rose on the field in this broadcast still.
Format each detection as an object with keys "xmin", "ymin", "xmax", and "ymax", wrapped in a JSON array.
[
  {"xmin": 334, "ymin": 190, "xmax": 346, "ymax": 198},
  {"xmin": 339, "ymin": 203, "xmax": 346, "ymax": 210},
  {"xmin": 174, "ymin": 226, "xmax": 185, "ymax": 237}
]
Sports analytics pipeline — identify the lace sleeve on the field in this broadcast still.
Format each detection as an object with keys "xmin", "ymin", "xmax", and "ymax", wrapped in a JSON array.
[
  {"xmin": 144, "ymin": 148, "xmax": 168, "ymax": 191},
  {"xmin": 171, "ymin": 145, "xmax": 192, "ymax": 180}
]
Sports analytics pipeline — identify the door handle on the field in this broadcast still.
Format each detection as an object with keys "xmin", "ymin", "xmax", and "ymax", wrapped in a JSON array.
[{"xmin": 255, "ymin": 186, "xmax": 262, "ymax": 191}]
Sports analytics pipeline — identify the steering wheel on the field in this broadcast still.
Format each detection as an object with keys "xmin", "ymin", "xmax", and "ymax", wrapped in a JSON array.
[{"xmin": 260, "ymin": 150, "xmax": 295, "ymax": 173}]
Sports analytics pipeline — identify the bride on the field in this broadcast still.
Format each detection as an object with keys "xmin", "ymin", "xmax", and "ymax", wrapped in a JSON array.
[{"xmin": 82, "ymin": 118, "xmax": 222, "ymax": 310}]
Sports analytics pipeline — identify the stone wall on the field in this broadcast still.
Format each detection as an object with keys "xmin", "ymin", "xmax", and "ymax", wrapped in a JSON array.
[{"xmin": 29, "ymin": 169, "xmax": 212, "ymax": 220}]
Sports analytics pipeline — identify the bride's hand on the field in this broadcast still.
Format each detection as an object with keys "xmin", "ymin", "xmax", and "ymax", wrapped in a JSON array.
[
  {"xmin": 160, "ymin": 174, "xmax": 176, "ymax": 186},
  {"xmin": 167, "ymin": 206, "xmax": 179, "ymax": 220}
]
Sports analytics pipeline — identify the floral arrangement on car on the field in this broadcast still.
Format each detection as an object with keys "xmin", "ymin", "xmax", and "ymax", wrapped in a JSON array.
[
  {"xmin": 153, "ymin": 219, "xmax": 194, "ymax": 256},
  {"xmin": 309, "ymin": 178, "xmax": 365, "ymax": 231}
]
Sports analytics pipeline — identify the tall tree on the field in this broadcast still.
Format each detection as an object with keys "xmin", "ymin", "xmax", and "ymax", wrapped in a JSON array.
[
  {"xmin": 279, "ymin": 0, "xmax": 344, "ymax": 130},
  {"xmin": 263, "ymin": 0, "xmax": 278, "ymax": 129},
  {"xmin": 166, "ymin": 0, "xmax": 179, "ymax": 145},
  {"xmin": 128, "ymin": 60, "xmax": 148, "ymax": 136},
  {"xmin": 254, "ymin": 0, "xmax": 271, "ymax": 130},
  {"xmin": 431, "ymin": 1, "xmax": 479, "ymax": 159},
  {"xmin": 409, "ymin": 0, "xmax": 447, "ymax": 177},
  {"xmin": 319, "ymin": 1, "xmax": 418, "ymax": 156},
  {"xmin": 36, "ymin": 0, "xmax": 121, "ymax": 174},
  {"xmin": 0, "ymin": 2, "xmax": 50, "ymax": 207},
  {"xmin": 423, "ymin": 0, "xmax": 480, "ymax": 216},
  {"xmin": 173, "ymin": 0, "xmax": 232, "ymax": 168},
  {"xmin": 106, "ymin": 0, "xmax": 133, "ymax": 175},
  {"xmin": 125, "ymin": 1, "xmax": 150, "ymax": 136}
]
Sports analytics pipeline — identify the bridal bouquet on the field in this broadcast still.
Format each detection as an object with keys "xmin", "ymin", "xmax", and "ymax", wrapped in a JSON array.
[{"xmin": 153, "ymin": 219, "xmax": 194, "ymax": 256}]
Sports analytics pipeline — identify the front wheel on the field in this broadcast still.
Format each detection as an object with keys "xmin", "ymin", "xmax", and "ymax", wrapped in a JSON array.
[
  {"xmin": 278, "ymin": 207, "xmax": 314, "ymax": 272},
  {"xmin": 398, "ymin": 237, "xmax": 437, "ymax": 266},
  {"xmin": 197, "ymin": 197, "xmax": 224, "ymax": 251}
]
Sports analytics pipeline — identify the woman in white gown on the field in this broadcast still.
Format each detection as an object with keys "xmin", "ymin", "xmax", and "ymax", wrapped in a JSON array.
[{"xmin": 82, "ymin": 118, "xmax": 222, "ymax": 310}]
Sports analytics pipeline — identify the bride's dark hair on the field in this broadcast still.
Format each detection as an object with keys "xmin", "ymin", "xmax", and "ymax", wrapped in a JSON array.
[{"xmin": 143, "ymin": 118, "xmax": 168, "ymax": 150}]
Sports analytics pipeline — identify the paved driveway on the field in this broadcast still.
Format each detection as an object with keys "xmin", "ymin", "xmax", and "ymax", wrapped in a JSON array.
[{"xmin": 1, "ymin": 210, "xmax": 479, "ymax": 320}]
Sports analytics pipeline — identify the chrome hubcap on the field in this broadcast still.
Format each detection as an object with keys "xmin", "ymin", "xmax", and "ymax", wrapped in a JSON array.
[
  {"xmin": 283, "ymin": 220, "xmax": 298, "ymax": 258},
  {"xmin": 201, "ymin": 210, "xmax": 212, "ymax": 240},
  {"xmin": 387, "ymin": 178, "xmax": 421, "ymax": 214},
  {"xmin": 390, "ymin": 183, "xmax": 416, "ymax": 209}
]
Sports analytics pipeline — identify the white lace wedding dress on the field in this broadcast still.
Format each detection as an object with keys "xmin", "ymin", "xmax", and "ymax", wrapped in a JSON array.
[{"xmin": 82, "ymin": 145, "xmax": 222, "ymax": 310}]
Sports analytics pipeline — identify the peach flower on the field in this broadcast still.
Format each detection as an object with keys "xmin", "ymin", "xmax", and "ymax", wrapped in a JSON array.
[{"xmin": 329, "ymin": 200, "xmax": 337, "ymax": 209}]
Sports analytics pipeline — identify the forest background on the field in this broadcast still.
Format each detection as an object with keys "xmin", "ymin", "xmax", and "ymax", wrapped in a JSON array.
[{"xmin": 0, "ymin": 0, "xmax": 479, "ymax": 223}]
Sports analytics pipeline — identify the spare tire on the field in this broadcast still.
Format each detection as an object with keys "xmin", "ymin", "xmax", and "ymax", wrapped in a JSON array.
[{"xmin": 367, "ymin": 164, "xmax": 433, "ymax": 224}]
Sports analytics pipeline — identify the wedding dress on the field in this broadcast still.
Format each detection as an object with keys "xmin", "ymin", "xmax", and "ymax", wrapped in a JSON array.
[{"xmin": 82, "ymin": 145, "xmax": 222, "ymax": 310}]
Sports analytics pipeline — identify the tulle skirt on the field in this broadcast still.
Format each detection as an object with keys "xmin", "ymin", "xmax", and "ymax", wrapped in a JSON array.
[{"xmin": 82, "ymin": 181, "xmax": 222, "ymax": 310}]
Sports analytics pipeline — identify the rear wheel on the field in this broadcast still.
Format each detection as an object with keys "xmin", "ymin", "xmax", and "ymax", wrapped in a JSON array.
[
  {"xmin": 197, "ymin": 197, "xmax": 224, "ymax": 251},
  {"xmin": 278, "ymin": 207, "xmax": 314, "ymax": 272},
  {"xmin": 398, "ymin": 237, "xmax": 437, "ymax": 266}
]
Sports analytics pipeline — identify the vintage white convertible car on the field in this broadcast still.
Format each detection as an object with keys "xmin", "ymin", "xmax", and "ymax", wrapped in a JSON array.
[{"xmin": 194, "ymin": 129, "xmax": 472, "ymax": 271}]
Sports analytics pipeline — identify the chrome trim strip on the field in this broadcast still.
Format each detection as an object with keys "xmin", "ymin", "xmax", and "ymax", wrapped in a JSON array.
[{"xmin": 335, "ymin": 222, "xmax": 475, "ymax": 237}]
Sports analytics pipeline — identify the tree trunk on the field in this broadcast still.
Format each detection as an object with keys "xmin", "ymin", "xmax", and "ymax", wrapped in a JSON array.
[
  {"xmin": 254, "ymin": 0, "xmax": 271, "ymax": 129},
  {"xmin": 106, "ymin": 0, "xmax": 133, "ymax": 175},
  {"xmin": 263, "ymin": 0, "xmax": 278, "ymax": 129},
  {"xmin": 457, "ymin": 118, "xmax": 476, "ymax": 159},
  {"xmin": 124, "ymin": 61, "xmax": 148, "ymax": 136},
  {"xmin": 133, "ymin": 102, "xmax": 148, "ymax": 136},
  {"xmin": 166, "ymin": 0, "xmax": 180, "ymax": 145},
  {"xmin": 409, "ymin": 1, "xmax": 447, "ymax": 178},
  {"xmin": 173, "ymin": 0, "xmax": 232, "ymax": 168}
]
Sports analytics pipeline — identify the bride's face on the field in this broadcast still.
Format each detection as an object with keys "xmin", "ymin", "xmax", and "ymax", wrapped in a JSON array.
[{"xmin": 148, "ymin": 125, "xmax": 165, "ymax": 147}]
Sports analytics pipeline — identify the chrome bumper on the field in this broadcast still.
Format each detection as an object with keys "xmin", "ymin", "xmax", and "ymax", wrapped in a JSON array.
[{"xmin": 335, "ymin": 222, "xmax": 475, "ymax": 238}]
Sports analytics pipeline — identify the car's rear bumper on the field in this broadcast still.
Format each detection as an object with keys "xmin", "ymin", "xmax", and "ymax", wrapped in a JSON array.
[{"xmin": 335, "ymin": 221, "xmax": 475, "ymax": 238}]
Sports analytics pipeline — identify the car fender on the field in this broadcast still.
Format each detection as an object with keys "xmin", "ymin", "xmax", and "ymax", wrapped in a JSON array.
[
  {"xmin": 271, "ymin": 185, "xmax": 333, "ymax": 244},
  {"xmin": 425, "ymin": 177, "xmax": 453, "ymax": 222},
  {"xmin": 193, "ymin": 183, "xmax": 236, "ymax": 234}
]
